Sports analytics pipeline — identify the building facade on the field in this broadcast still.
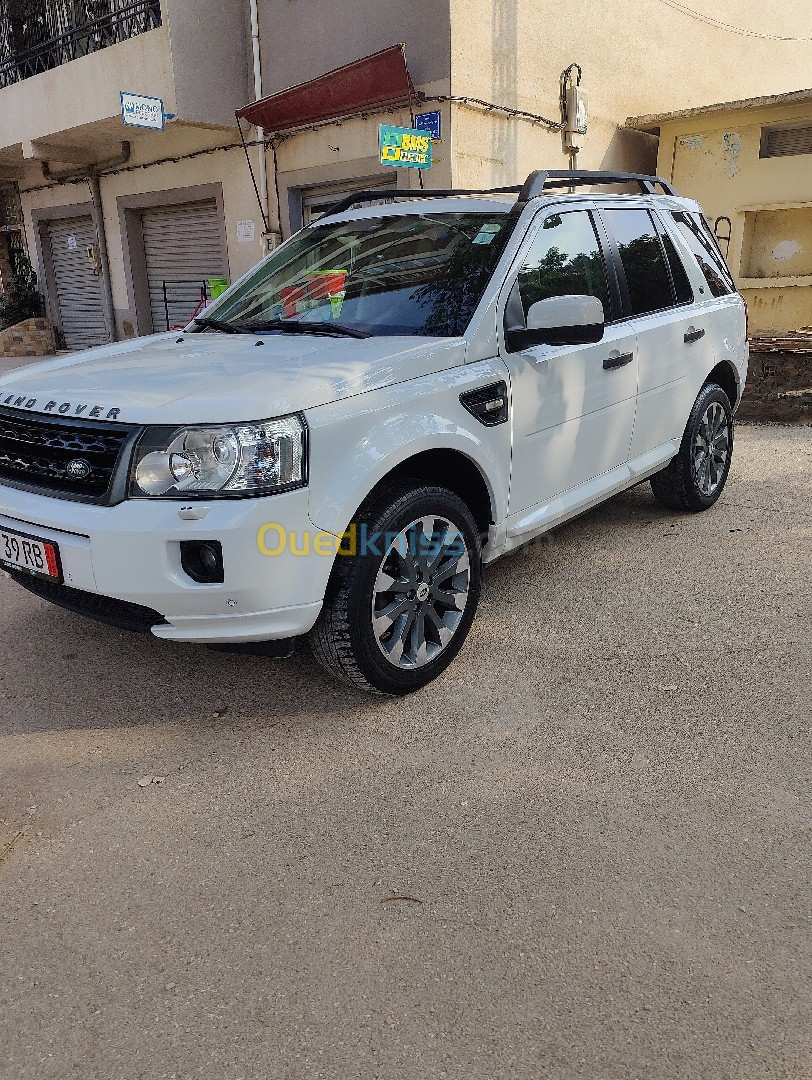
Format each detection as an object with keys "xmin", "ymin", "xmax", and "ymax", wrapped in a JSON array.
[
  {"xmin": 2, "ymin": 0, "xmax": 812, "ymax": 347},
  {"xmin": 628, "ymin": 90, "xmax": 812, "ymax": 334}
]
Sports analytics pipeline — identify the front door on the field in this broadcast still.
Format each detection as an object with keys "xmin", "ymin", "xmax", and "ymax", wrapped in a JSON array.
[{"xmin": 500, "ymin": 207, "xmax": 638, "ymax": 517}]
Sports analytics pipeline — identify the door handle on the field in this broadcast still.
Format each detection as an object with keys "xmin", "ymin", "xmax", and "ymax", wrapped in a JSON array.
[
  {"xmin": 684, "ymin": 327, "xmax": 706, "ymax": 344},
  {"xmin": 603, "ymin": 351, "xmax": 634, "ymax": 370}
]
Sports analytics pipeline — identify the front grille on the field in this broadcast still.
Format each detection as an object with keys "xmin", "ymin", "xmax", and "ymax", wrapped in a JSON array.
[
  {"xmin": 0, "ymin": 406, "xmax": 137, "ymax": 502},
  {"xmin": 7, "ymin": 570, "xmax": 167, "ymax": 633}
]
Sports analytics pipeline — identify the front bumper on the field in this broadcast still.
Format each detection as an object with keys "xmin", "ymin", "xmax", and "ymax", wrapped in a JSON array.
[{"xmin": 0, "ymin": 484, "xmax": 335, "ymax": 642}]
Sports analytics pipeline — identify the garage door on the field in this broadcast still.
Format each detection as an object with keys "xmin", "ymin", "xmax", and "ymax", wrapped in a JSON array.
[
  {"xmin": 47, "ymin": 216, "xmax": 107, "ymax": 350},
  {"xmin": 141, "ymin": 201, "xmax": 227, "ymax": 333}
]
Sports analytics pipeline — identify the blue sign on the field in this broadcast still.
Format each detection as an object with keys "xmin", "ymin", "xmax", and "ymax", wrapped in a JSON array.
[
  {"xmin": 379, "ymin": 125, "xmax": 432, "ymax": 169},
  {"xmin": 414, "ymin": 110, "xmax": 442, "ymax": 141}
]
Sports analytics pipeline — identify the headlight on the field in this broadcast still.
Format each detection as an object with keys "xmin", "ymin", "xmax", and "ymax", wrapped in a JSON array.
[{"xmin": 130, "ymin": 415, "xmax": 307, "ymax": 498}]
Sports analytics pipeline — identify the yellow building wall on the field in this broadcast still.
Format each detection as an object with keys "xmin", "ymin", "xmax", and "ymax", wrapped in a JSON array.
[
  {"xmin": 655, "ymin": 101, "xmax": 812, "ymax": 334},
  {"xmin": 448, "ymin": 0, "xmax": 812, "ymax": 189}
]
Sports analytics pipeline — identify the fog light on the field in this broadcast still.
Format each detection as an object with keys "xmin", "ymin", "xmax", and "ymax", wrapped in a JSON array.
[{"xmin": 180, "ymin": 540, "xmax": 224, "ymax": 584}]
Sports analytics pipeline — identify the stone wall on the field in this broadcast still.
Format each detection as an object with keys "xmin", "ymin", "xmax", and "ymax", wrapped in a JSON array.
[
  {"xmin": 0, "ymin": 317, "xmax": 56, "ymax": 358},
  {"xmin": 739, "ymin": 345, "xmax": 812, "ymax": 423}
]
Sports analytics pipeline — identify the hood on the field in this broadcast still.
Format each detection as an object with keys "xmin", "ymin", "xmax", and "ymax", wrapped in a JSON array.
[{"xmin": 0, "ymin": 332, "xmax": 465, "ymax": 426}]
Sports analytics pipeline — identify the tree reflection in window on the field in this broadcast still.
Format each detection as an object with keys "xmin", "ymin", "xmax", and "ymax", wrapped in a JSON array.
[
  {"xmin": 517, "ymin": 212, "xmax": 610, "ymax": 320},
  {"xmin": 602, "ymin": 209, "xmax": 674, "ymax": 316}
]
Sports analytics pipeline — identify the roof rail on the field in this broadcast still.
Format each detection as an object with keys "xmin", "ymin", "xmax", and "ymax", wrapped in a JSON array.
[
  {"xmin": 518, "ymin": 170, "xmax": 677, "ymax": 200},
  {"xmin": 322, "ymin": 185, "xmax": 521, "ymax": 218},
  {"xmin": 318, "ymin": 171, "xmax": 677, "ymax": 221}
]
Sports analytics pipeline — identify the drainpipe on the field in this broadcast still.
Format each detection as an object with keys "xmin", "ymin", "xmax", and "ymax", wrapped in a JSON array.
[
  {"xmin": 41, "ymin": 141, "xmax": 131, "ymax": 344},
  {"xmin": 87, "ymin": 172, "xmax": 117, "ymax": 343},
  {"xmin": 249, "ymin": 0, "xmax": 271, "ymax": 251}
]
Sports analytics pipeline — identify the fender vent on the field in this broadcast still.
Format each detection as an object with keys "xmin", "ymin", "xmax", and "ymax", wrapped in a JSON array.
[{"xmin": 460, "ymin": 381, "xmax": 509, "ymax": 426}]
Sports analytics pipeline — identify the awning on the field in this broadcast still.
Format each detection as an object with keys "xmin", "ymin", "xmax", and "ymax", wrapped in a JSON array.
[{"xmin": 236, "ymin": 44, "xmax": 415, "ymax": 133}]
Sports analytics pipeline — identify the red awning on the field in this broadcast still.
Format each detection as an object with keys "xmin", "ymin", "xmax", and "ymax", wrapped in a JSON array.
[{"xmin": 236, "ymin": 44, "xmax": 415, "ymax": 133}]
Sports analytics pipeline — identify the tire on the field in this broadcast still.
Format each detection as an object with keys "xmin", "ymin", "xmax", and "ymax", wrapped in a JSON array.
[
  {"xmin": 650, "ymin": 382, "xmax": 734, "ymax": 512},
  {"xmin": 309, "ymin": 481, "xmax": 482, "ymax": 694}
]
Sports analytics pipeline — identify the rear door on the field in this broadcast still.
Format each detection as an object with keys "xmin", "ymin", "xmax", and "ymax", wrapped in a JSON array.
[
  {"xmin": 500, "ymin": 206, "xmax": 639, "ymax": 515},
  {"xmin": 598, "ymin": 206, "xmax": 718, "ymax": 461}
]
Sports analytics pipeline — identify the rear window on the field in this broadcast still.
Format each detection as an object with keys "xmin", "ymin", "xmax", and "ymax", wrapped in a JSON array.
[
  {"xmin": 602, "ymin": 208, "xmax": 674, "ymax": 317},
  {"xmin": 671, "ymin": 212, "xmax": 735, "ymax": 297},
  {"xmin": 660, "ymin": 230, "xmax": 694, "ymax": 305}
]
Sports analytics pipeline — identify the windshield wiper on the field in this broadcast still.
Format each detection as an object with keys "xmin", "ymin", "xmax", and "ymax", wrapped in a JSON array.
[
  {"xmin": 193, "ymin": 316, "xmax": 249, "ymax": 334},
  {"xmin": 246, "ymin": 319, "xmax": 370, "ymax": 339}
]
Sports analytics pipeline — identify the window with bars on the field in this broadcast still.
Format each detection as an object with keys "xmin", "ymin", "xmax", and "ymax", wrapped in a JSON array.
[{"xmin": 0, "ymin": 0, "xmax": 161, "ymax": 87}]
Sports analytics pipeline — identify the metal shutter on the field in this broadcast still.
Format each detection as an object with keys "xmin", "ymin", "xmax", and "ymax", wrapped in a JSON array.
[
  {"xmin": 760, "ymin": 123, "xmax": 812, "ymax": 158},
  {"xmin": 47, "ymin": 216, "xmax": 107, "ymax": 350},
  {"xmin": 141, "ymin": 200, "xmax": 226, "ymax": 332}
]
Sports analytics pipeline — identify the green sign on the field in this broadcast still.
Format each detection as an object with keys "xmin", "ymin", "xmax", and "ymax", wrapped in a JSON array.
[{"xmin": 379, "ymin": 125, "xmax": 432, "ymax": 169}]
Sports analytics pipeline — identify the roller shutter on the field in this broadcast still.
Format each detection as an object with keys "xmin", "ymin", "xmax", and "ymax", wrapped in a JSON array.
[
  {"xmin": 46, "ymin": 216, "xmax": 107, "ymax": 350},
  {"xmin": 141, "ymin": 200, "xmax": 227, "ymax": 332}
]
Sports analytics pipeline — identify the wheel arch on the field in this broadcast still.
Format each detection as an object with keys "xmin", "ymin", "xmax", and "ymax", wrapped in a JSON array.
[
  {"xmin": 360, "ymin": 448, "xmax": 496, "ymax": 535},
  {"xmin": 704, "ymin": 360, "xmax": 740, "ymax": 408}
]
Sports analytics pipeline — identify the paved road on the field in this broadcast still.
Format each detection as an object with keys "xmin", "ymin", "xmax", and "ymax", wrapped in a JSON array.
[{"xmin": 1, "ymin": 424, "xmax": 810, "ymax": 1080}]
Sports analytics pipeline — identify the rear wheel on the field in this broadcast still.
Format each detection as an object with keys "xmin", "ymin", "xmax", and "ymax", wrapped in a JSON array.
[
  {"xmin": 651, "ymin": 382, "xmax": 733, "ymax": 512},
  {"xmin": 309, "ymin": 482, "xmax": 482, "ymax": 694}
]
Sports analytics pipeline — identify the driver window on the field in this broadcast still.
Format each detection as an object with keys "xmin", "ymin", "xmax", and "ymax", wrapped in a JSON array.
[{"xmin": 517, "ymin": 211, "xmax": 610, "ymax": 321}]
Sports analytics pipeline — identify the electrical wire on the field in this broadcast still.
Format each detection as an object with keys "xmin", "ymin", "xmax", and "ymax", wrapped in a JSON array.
[
  {"xmin": 418, "ymin": 93, "xmax": 562, "ymax": 132},
  {"xmin": 653, "ymin": 0, "xmax": 812, "ymax": 41}
]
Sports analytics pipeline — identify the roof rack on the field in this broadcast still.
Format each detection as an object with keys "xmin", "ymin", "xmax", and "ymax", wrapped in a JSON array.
[
  {"xmin": 321, "ymin": 170, "xmax": 677, "ymax": 219},
  {"xmin": 323, "ymin": 185, "xmax": 522, "ymax": 218},
  {"xmin": 518, "ymin": 170, "xmax": 677, "ymax": 199}
]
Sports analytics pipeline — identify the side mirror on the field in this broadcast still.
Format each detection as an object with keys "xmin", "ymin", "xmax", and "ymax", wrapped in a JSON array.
[{"xmin": 506, "ymin": 294, "xmax": 605, "ymax": 351}]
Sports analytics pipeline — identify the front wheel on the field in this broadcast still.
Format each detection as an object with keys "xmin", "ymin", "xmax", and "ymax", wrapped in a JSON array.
[
  {"xmin": 651, "ymin": 383, "xmax": 734, "ymax": 512},
  {"xmin": 309, "ymin": 482, "xmax": 482, "ymax": 694}
]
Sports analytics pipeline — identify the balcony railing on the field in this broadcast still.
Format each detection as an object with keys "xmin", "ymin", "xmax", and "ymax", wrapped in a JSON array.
[{"xmin": 0, "ymin": 1, "xmax": 161, "ymax": 89}]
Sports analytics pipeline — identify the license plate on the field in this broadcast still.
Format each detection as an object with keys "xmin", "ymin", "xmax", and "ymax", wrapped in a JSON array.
[{"xmin": 0, "ymin": 527, "xmax": 62, "ymax": 583}]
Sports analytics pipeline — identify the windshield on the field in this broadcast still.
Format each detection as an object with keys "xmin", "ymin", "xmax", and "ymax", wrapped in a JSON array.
[{"xmin": 201, "ymin": 212, "xmax": 512, "ymax": 337}]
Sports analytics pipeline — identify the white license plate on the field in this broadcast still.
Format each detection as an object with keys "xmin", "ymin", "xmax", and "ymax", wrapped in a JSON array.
[{"xmin": 0, "ymin": 527, "xmax": 61, "ymax": 582}]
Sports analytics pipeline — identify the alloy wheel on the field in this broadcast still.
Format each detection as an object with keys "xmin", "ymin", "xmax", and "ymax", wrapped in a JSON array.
[
  {"xmin": 692, "ymin": 401, "xmax": 730, "ymax": 497},
  {"xmin": 371, "ymin": 515, "xmax": 471, "ymax": 669}
]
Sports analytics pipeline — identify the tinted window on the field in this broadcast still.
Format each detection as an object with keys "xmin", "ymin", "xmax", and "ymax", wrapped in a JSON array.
[
  {"xmin": 517, "ymin": 211, "xmax": 610, "ymax": 320},
  {"xmin": 661, "ymin": 230, "xmax": 694, "ymax": 305},
  {"xmin": 602, "ymin": 209, "xmax": 674, "ymax": 317},
  {"xmin": 671, "ymin": 212, "xmax": 734, "ymax": 297}
]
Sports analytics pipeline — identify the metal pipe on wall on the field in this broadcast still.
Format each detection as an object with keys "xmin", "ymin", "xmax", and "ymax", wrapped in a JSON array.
[
  {"xmin": 249, "ymin": 0, "xmax": 271, "ymax": 251},
  {"xmin": 87, "ymin": 172, "xmax": 117, "ymax": 343}
]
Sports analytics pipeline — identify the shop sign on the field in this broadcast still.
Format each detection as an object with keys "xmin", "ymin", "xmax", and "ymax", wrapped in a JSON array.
[
  {"xmin": 120, "ymin": 92, "xmax": 166, "ymax": 131},
  {"xmin": 379, "ymin": 125, "xmax": 432, "ymax": 169},
  {"xmin": 414, "ymin": 111, "xmax": 442, "ymax": 141}
]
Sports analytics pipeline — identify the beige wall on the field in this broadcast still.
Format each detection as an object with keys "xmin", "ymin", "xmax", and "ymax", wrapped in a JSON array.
[
  {"xmin": 0, "ymin": 27, "xmax": 174, "ymax": 153},
  {"xmin": 653, "ymin": 101, "xmax": 812, "ymax": 333},
  {"xmin": 448, "ymin": 0, "xmax": 812, "ymax": 187},
  {"xmin": 21, "ymin": 124, "xmax": 267, "ymax": 338}
]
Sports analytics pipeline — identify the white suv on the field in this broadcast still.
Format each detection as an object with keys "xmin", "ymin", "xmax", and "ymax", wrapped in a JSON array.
[{"xmin": 0, "ymin": 170, "xmax": 747, "ymax": 694}]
